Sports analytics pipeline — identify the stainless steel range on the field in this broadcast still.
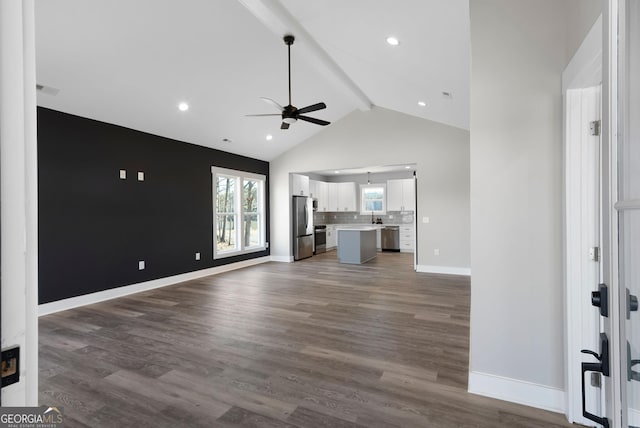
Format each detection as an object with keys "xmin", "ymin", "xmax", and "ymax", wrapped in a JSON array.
[{"xmin": 314, "ymin": 225, "xmax": 326, "ymax": 254}]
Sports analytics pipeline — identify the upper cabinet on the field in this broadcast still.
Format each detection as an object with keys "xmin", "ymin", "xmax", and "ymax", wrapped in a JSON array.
[
  {"xmin": 316, "ymin": 181, "xmax": 329, "ymax": 211},
  {"xmin": 387, "ymin": 178, "xmax": 415, "ymax": 212},
  {"xmin": 291, "ymin": 173, "xmax": 310, "ymax": 197},
  {"xmin": 338, "ymin": 182, "xmax": 357, "ymax": 212},
  {"xmin": 295, "ymin": 176, "xmax": 357, "ymax": 212},
  {"xmin": 327, "ymin": 182, "xmax": 339, "ymax": 211}
]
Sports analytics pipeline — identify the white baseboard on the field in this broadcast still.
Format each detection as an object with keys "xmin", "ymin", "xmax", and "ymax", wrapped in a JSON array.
[
  {"xmin": 416, "ymin": 265, "xmax": 471, "ymax": 276},
  {"xmin": 38, "ymin": 256, "xmax": 272, "ymax": 316},
  {"xmin": 468, "ymin": 371, "xmax": 565, "ymax": 414},
  {"xmin": 270, "ymin": 255, "xmax": 294, "ymax": 263}
]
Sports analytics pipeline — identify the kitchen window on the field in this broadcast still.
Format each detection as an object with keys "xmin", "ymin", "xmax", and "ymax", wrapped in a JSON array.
[
  {"xmin": 212, "ymin": 167, "xmax": 266, "ymax": 259},
  {"xmin": 360, "ymin": 184, "xmax": 386, "ymax": 215}
]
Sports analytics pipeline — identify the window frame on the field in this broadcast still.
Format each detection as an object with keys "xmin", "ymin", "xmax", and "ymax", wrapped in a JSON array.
[
  {"xmin": 212, "ymin": 167, "xmax": 266, "ymax": 259},
  {"xmin": 360, "ymin": 183, "xmax": 387, "ymax": 215}
]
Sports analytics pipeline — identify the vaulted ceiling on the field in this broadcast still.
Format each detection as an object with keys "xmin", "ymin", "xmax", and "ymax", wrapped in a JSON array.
[{"xmin": 35, "ymin": 0, "xmax": 470, "ymax": 161}]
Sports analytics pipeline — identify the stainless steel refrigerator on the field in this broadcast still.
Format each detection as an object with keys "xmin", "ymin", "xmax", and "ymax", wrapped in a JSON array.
[{"xmin": 292, "ymin": 195, "xmax": 314, "ymax": 260}]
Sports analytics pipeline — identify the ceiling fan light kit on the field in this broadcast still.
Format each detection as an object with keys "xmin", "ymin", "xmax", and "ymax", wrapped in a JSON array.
[{"xmin": 246, "ymin": 34, "xmax": 330, "ymax": 130}]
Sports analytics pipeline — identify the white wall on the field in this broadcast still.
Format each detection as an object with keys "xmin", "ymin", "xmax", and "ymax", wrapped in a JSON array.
[
  {"xmin": 469, "ymin": 0, "xmax": 600, "ymax": 411},
  {"xmin": 270, "ymin": 107, "xmax": 470, "ymax": 270}
]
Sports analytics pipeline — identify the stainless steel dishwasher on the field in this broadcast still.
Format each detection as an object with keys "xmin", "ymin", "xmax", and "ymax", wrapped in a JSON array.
[{"xmin": 381, "ymin": 226, "xmax": 400, "ymax": 251}]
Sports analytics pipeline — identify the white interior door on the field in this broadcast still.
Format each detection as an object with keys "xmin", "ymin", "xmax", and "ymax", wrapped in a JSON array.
[{"xmin": 565, "ymin": 85, "xmax": 603, "ymax": 425}]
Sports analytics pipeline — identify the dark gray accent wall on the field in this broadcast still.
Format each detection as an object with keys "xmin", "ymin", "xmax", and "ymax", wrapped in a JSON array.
[{"xmin": 37, "ymin": 107, "xmax": 269, "ymax": 304}]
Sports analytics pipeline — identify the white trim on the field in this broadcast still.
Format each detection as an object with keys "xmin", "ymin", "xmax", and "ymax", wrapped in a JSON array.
[
  {"xmin": 38, "ymin": 256, "xmax": 271, "ymax": 316},
  {"xmin": 212, "ymin": 167, "xmax": 267, "ymax": 260},
  {"xmin": 629, "ymin": 408, "xmax": 640, "ymax": 426},
  {"xmin": 270, "ymin": 255, "xmax": 294, "ymax": 263},
  {"xmin": 468, "ymin": 371, "xmax": 565, "ymax": 414},
  {"xmin": 416, "ymin": 265, "xmax": 471, "ymax": 276}
]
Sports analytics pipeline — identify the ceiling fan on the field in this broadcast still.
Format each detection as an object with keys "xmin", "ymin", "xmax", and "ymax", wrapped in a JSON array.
[{"xmin": 246, "ymin": 35, "xmax": 330, "ymax": 130}]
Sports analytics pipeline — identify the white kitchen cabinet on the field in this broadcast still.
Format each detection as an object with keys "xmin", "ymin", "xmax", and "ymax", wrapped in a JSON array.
[
  {"xmin": 316, "ymin": 181, "xmax": 328, "ymax": 211},
  {"xmin": 387, "ymin": 178, "xmax": 415, "ymax": 212},
  {"xmin": 326, "ymin": 225, "xmax": 337, "ymax": 249},
  {"xmin": 337, "ymin": 182, "xmax": 357, "ymax": 212},
  {"xmin": 399, "ymin": 224, "xmax": 415, "ymax": 252},
  {"xmin": 327, "ymin": 182, "xmax": 339, "ymax": 211},
  {"xmin": 309, "ymin": 179, "xmax": 318, "ymax": 198},
  {"xmin": 291, "ymin": 173, "xmax": 310, "ymax": 196}
]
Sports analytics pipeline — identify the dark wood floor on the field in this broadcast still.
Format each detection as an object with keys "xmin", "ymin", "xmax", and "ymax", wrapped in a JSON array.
[{"xmin": 39, "ymin": 252, "xmax": 574, "ymax": 427}]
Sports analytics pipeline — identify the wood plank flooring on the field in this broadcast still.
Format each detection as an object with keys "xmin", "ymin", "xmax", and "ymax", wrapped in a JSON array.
[{"xmin": 39, "ymin": 252, "xmax": 574, "ymax": 427}]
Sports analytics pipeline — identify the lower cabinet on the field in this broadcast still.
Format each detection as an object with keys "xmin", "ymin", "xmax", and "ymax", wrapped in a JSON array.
[
  {"xmin": 399, "ymin": 225, "xmax": 414, "ymax": 252},
  {"xmin": 326, "ymin": 225, "xmax": 337, "ymax": 249}
]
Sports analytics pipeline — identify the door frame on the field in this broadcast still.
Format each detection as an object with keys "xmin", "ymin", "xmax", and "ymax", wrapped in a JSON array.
[
  {"xmin": 602, "ymin": 0, "xmax": 624, "ymax": 425},
  {"xmin": 562, "ymin": 15, "xmax": 603, "ymax": 425}
]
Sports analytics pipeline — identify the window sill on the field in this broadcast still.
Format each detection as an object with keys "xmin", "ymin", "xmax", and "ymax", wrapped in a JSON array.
[{"xmin": 214, "ymin": 246, "xmax": 266, "ymax": 260}]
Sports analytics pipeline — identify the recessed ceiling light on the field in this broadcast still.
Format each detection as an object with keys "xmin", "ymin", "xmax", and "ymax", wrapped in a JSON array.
[
  {"xmin": 334, "ymin": 170, "xmax": 340, "ymax": 174},
  {"xmin": 266, "ymin": 134, "xmax": 273, "ymax": 141},
  {"xmin": 386, "ymin": 36, "xmax": 400, "ymax": 46},
  {"xmin": 418, "ymin": 101, "xmax": 427, "ymax": 107},
  {"xmin": 178, "ymin": 102, "xmax": 189, "ymax": 111},
  {"xmin": 405, "ymin": 166, "xmax": 411, "ymax": 169}
]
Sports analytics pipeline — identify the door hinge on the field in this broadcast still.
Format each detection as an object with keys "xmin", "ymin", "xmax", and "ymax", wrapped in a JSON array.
[
  {"xmin": 590, "ymin": 120, "xmax": 601, "ymax": 136},
  {"xmin": 589, "ymin": 246, "xmax": 600, "ymax": 262}
]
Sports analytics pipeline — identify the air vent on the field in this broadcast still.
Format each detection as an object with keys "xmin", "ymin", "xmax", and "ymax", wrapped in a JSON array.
[
  {"xmin": 36, "ymin": 83, "xmax": 59, "ymax": 96},
  {"xmin": 442, "ymin": 91, "xmax": 453, "ymax": 99}
]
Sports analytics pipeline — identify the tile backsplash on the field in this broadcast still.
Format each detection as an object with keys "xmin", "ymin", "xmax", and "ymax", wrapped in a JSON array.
[{"xmin": 314, "ymin": 211, "xmax": 414, "ymax": 226}]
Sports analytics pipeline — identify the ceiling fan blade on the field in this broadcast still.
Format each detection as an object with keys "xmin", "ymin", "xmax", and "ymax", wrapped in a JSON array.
[
  {"xmin": 245, "ymin": 113, "xmax": 281, "ymax": 117},
  {"xmin": 280, "ymin": 122, "xmax": 290, "ymax": 130},
  {"xmin": 297, "ymin": 102, "xmax": 326, "ymax": 115},
  {"xmin": 260, "ymin": 97, "xmax": 284, "ymax": 112},
  {"xmin": 298, "ymin": 115, "xmax": 330, "ymax": 126}
]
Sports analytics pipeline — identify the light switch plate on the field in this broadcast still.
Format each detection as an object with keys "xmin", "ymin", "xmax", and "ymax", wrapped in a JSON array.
[
  {"xmin": 138, "ymin": 260, "xmax": 145, "ymax": 270},
  {"xmin": 422, "ymin": 217, "xmax": 430, "ymax": 223},
  {"xmin": 195, "ymin": 252, "xmax": 200, "ymax": 261},
  {"xmin": 434, "ymin": 249, "xmax": 440, "ymax": 256},
  {"xmin": 137, "ymin": 171, "xmax": 144, "ymax": 181},
  {"xmin": 119, "ymin": 170, "xmax": 126, "ymax": 179}
]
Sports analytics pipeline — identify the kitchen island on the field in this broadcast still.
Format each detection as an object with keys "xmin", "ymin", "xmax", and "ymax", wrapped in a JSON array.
[{"xmin": 337, "ymin": 227, "xmax": 377, "ymax": 264}]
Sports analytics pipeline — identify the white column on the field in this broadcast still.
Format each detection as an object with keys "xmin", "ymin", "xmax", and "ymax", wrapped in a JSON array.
[{"xmin": 0, "ymin": 0, "xmax": 39, "ymax": 406}]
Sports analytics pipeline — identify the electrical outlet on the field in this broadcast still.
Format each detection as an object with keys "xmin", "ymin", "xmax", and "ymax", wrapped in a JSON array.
[
  {"xmin": 422, "ymin": 217, "xmax": 430, "ymax": 223},
  {"xmin": 353, "ymin": 215, "xmax": 357, "ymax": 219},
  {"xmin": 138, "ymin": 260, "xmax": 145, "ymax": 270},
  {"xmin": 195, "ymin": 252, "xmax": 200, "ymax": 261},
  {"xmin": 434, "ymin": 249, "xmax": 440, "ymax": 256},
  {"xmin": 1, "ymin": 346, "xmax": 20, "ymax": 387},
  {"xmin": 119, "ymin": 170, "xmax": 126, "ymax": 179},
  {"xmin": 389, "ymin": 215, "xmax": 394, "ymax": 219},
  {"xmin": 137, "ymin": 171, "xmax": 144, "ymax": 181}
]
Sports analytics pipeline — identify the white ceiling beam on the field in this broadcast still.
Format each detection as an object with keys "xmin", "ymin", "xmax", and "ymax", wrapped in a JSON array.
[{"xmin": 237, "ymin": 0, "xmax": 372, "ymax": 111}]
